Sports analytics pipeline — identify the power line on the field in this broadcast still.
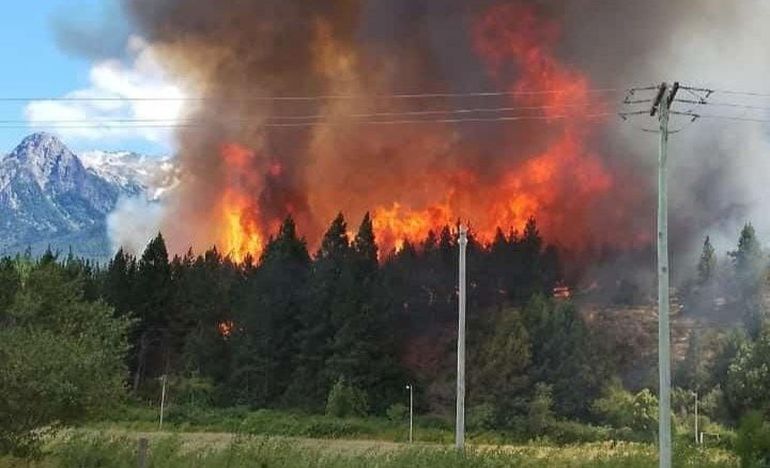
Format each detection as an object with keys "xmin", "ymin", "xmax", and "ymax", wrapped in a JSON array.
[
  {"xmin": 691, "ymin": 114, "xmax": 770, "ymax": 124},
  {"xmin": 0, "ymin": 87, "xmax": 622, "ymax": 103},
  {"xmin": 0, "ymin": 102, "xmax": 617, "ymax": 125},
  {"xmin": 709, "ymin": 88, "xmax": 770, "ymax": 99},
  {"xmin": 675, "ymin": 99, "xmax": 770, "ymax": 112},
  {"xmin": 0, "ymin": 112, "xmax": 614, "ymax": 130}
]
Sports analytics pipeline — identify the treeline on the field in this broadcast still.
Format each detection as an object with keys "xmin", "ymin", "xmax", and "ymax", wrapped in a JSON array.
[
  {"xmin": 4, "ymin": 213, "xmax": 770, "ymax": 443},
  {"xmin": 93, "ymin": 217, "xmax": 770, "ymax": 430},
  {"xmin": 672, "ymin": 223, "xmax": 770, "ymax": 426},
  {"xmin": 98, "ymin": 213, "xmax": 578, "ymax": 420}
]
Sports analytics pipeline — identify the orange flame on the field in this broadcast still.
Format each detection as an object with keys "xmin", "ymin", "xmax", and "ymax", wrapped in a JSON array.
[
  {"xmin": 367, "ymin": 2, "xmax": 618, "ymax": 253},
  {"xmin": 217, "ymin": 320, "xmax": 234, "ymax": 338},
  {"xmin": 202, "ymin": 2, "xmax": 644, "ymax": 262},
  {"xmin": 218, "ymin": 143, "xmax": 265, "ymax": 262}
]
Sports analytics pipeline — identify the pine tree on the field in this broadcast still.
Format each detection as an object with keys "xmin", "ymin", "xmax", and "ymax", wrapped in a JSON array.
[
  {"xmin": 523, "ymin": 295, "xmax": 609, "ymax": 419},
  {"xmin": 324, "ymin": 213, "xmax": 404, "ymax": 413},
  {"xmin": 352, "ymin": 212, "xmax": 378, "ymax": 274},
  {"xmin": 675, "ymin": 330, "xmax": 708, "ymax": 392},
  {"xmin": 284, "ymin": 214, "xmax": 351, "ymax": 409},
  {"xmin": 174, "ymin": 247, "xmax": 237, "ymax": 386},
  {"xmin": 514, "ymin": 217, "xmax": 544, "ymax": 301},
  {"xmin": 132, "ymin": 233, "xmax": 173, "ymax": 391},
  {"xmin": 318, "ymin": 213, "xmax": 350, "ymax": 261},
  {"xmin": 729, "ymin": 223, "xmax": 766, "ymax": 336},
  {"xmin": 231, "ymin": 216, "xmax": 310, "ymax": 406},
  {"xmin": 103, "ymin": 248, "xmax": 137, "ymax": 317},
  {"xmin": 698, "ymin": 236, "xmax": 717, "ymax": 285},
  {"xmin": 469, "ymin": 307, "xmax": 531, "ymax": 421},
  {"xmin": 730, "ymin": 223, "xmax": 763, "ymax": 281},
  {"xmin": 0, "ymin": 258, "xmax": 20, "ymax": 316}
]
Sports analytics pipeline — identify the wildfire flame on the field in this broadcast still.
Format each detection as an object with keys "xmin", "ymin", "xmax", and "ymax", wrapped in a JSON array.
[
  {"xmin": 202, "ymin": 1, "xmax": 639, "ymax": 262},
  {"xmin": 365, "ymin": 2, "xmax": 615, "ymax": 252},
  {"xmin": 218, "ymin": 144, "xmax": 265, "ymax": 262}
]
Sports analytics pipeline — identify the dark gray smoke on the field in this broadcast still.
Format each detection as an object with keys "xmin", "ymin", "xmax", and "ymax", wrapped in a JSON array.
[{"xmin": 116, "ymin": 0, "xmax": 770, "ymax": 281}]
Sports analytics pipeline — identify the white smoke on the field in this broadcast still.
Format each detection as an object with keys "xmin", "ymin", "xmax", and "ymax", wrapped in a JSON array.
[{"xmin": 107, "ymin": 196, "xmax": 165, "ymax": 255}]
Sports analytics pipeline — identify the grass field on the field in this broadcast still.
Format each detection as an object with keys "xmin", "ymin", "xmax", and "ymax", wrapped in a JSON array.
[
  {"xmin": 85, "ymin": 404, "xmax": 662, "ymax": 446},
  {"xmin": 0, "ymin": 430, "xmax": 738, "ymax": 467},
  {"xmin": 0, "ymin": 406, "xmax": 738, "ymax": 467}
]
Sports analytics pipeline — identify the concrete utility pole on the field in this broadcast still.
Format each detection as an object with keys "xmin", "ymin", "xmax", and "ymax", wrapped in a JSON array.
[
  {"xmin": 651, "ymin": 81, "xmax": 679, "ymax": 468},
  {"xmin": 622, "ymin": 80, "xmax": 716, "ymax": 466},
  {"xmin": 159, "ymin": 374, "xmax": 168, "ymax": 431},
  {"xmin": 694, "ymin": 391, "xmax": 699, "ymax": 445},
  {"xmin": 456, "ymin": 225, "xmax": 468, "ymax": 450},
  {"xmin": 406, "ymin": 384, "xmax": 414, "ymax": 444}
]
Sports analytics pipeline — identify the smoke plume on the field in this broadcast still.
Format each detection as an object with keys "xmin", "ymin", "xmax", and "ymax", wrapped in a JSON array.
[{"xmin": 118, "ymin": 0, "xmax": 770, "ymax": 274}]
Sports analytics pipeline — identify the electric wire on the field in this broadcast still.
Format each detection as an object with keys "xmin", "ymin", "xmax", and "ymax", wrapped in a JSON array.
[
  {"xmin": 0, "ymin": 112, "xmax": 616, "ymax": 130},
  {"xmin": 675, "ymin": 99, "xmax": 770, "ymax": 112},
  {"xmin": 0, "ymin": 102, "xmax": 616, "ymax": 125},
  {"xmin": 0, "ymin": 87, "xmax": 622, "ymax": 103}
]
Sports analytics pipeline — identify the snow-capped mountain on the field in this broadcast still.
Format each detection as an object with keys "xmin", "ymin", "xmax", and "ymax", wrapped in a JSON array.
[
  {"xmin": 0, "ymin": 133, "xmax": 173, "ymax": 259},
  {"xmin": 80, "ymin": 150, "xmax": 178, "ymax": 200}
]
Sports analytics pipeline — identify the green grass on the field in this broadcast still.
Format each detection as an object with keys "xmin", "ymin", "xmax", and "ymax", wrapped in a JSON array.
[
  {"xmin": 0, "ymin": 432, "xmax": 737, "ymax": 467},
  {"xmin": 90, "ymin": 404, "xmax": 623, "ymax": 445},
  {"xmin": 91, "ymin": 404, "xmax": 452, "ymax": 443},
  {"xmin": 0, "ymin": 405, "xmax": 736, "ymax": 466}
]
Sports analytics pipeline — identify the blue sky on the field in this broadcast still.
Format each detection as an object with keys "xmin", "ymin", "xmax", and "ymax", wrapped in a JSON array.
[{"xmin": 0, "ymin": 1, "xmax": 173, "ymax": 155}]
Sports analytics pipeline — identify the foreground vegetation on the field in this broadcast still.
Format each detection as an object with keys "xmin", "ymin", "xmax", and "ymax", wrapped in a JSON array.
[
  {"xmin": 4, "ymin": 219, "xmax": 770, "ymax": 465},
  {"xmin": 0, "ymin": 432, "xmax": 737, "ymax": 468}
]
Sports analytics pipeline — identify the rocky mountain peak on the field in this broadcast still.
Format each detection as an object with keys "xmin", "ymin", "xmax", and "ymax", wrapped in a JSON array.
[{"xmin": 6, "ymin": 132, "xmax": 84, "ymax": 190}]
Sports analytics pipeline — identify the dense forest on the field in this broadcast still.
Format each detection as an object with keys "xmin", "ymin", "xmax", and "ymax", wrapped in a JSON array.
[{"xmin": 3, "ymin": 212, "xmax": 770, "ymax": 454}]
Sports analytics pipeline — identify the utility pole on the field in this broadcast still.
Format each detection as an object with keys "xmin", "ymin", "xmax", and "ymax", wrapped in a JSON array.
[
  {"xmin": 622, "ymin": 80, "xmax": 714, "ymax": 466},
  {"xmin": 694, "ymin": 391, "xmax": 699, "ymax": 445},
  {"xmin": 651, "ymin": 81, "xmax": 679, "ymax": 468},
  {"xmin": 159, "ymin": 374, "xmax": 168, "ymax": 431},
  {"xmin": 456, "ymin": 225, "xmax": 468, "ymax": 450},
  {"xmin": 406, "ymin": 384, "xmax": 414, "ymax": 444}
]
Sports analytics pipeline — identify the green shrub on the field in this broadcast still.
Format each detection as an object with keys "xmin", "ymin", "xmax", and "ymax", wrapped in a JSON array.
[
  {"xmin": 545, "ymin": 420, "xmax": 611, "ymax": 444},
  {"xmin": 631, "ymin": 389, "xmax": 658, "ymax": 434},
  {"xmin": 415, "ymin": 414, "xmax": 451, "ymax": 430},
  {"xmin": 527, "ymin": 383, "xmax": 554, "ymax": 435},
  {"xmin": 387, "ymin": 403, "xmax": 408, "ymax": 422},
  {"xmin": 468, "ymin": 403, "xmax": 497, "ymax": 431},
  {"xmin": 592, "ymin": 379, "xmax": 658, "ymax": 437},
  {"xmin": 736, "ymin": 411, "xmax": 770, "ymax": 468},
  {"xmin": 592, "ymin": 378, "xmax": 635, "ymax": 429},
  {"xmin": 0, "ymin": 262, "xmax": 131, "ymax": 457},
  {"xmin": 325, "ymin": 378, "xmax": 368, "ymax": 418},
  {"xmin": 171, "ymin": 375, "xmax": 216, "ymax": 407}
]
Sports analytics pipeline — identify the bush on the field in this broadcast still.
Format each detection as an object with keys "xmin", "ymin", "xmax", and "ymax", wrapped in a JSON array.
[
  {"xmin": 528, "ymin": 383, "xmax": 554, "ymax": 435},
  {"xmin": 414, "ymin": 414, "xmax": 451, "ymax": 430},
  {"xmin": 171, "ymin": 375, "xmax": 216, "ymax": 407},
  {"xmin": 386, "ymin": 403, "xmax": 408, "ymax": 422},
  {"xmin": 325, "ymin": 378, "xmax": 368, "ymax": 418},
  {"xmin": 468, "ymin": 403, "xmax": 497, "ymax": 431},
  {"xmin": 736, "ymin": 411, "xmax": 770, "ymax": 468},
  {"xmin": 0, "ymin": 261, "xmax": 131, "ymax": 457},
  {"xmin": 544, "ymin": 420, "xmax": 612, "ymax": 444},
  {"xmin": 592, "ymin": 379, "xmax": 658, "ymax": 437},
  {"xmin": 592, "ymin": 378, "xmax": 635, "ymax": 429},
  {"xmin": 631, "ymin": 389, "xmax": 658, "ymax": 434}
]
